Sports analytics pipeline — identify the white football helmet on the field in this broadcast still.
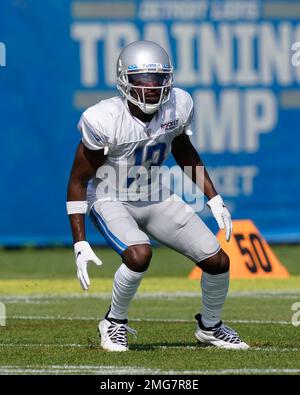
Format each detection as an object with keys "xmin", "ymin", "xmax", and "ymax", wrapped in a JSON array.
[{"xmin": 116, "ymin": 40, "xmax": 173, "ymax": 114}]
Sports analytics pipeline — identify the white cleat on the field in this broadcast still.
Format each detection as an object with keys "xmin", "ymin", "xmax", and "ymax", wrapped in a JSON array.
[
  {"xmin": 98, "ymin": 312, "xmax": 137, "ymax": 352},
  {"xmin": 195, "ymin": 314, "xmax": 250, "ymax": 350}
]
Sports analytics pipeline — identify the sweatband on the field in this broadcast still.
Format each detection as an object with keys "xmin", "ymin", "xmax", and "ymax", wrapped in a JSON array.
[{"xmin": 66, "ymin": 201, "xmax": 88, "ymax": 215}]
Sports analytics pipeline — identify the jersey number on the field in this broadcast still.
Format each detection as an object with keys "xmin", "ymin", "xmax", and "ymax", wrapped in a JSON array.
[{"xmin": 127, "ymin": 143, "xmax": 167, "ymax": 187}]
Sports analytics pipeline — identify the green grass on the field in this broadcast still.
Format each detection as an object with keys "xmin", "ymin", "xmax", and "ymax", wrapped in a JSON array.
[
  {"xmin": 272, "ymin": 244, "xmax": 300, "ymax": 275},
  {"xmin": 0, "ymin": 243, "xmax": 299, "ymax": 279},
  {"xmin": 0, "ymin": 246, "xmax": 193, "ymax": 279},
  {"xmin": 1, "ymin": 295, "xmax": 300, "ymax": 374},
  {"xmin": 0, "ymin": 245, "xmax": 300, "ymax": 375}
]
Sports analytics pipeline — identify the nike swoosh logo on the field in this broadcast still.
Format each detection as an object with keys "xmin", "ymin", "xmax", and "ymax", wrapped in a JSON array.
[{"xmin": 76, "ymin": 251, "xmax": 82, "ymax": 258}]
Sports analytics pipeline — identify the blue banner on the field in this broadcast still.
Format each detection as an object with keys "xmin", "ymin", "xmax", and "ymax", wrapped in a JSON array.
[{"xmin": 1, "ymin": 0, "xmax": 300, "ymax": 245}]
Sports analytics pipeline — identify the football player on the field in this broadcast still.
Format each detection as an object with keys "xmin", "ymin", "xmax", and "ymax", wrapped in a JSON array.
[{"xmin": 67, "ymin": 40, "xmax": 249, "ymax": 351}]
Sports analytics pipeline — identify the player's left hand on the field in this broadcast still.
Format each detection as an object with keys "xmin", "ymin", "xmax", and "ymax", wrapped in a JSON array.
[{"xmin": 207, "ymin": 195, "xmax": 233, "ymax": 242}]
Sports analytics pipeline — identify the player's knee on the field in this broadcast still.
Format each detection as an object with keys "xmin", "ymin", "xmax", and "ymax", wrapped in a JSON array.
[
  {"xmin": 122, "ymin": 244, "xmax": 152, "ymax": 272},
  {"xmin": 197, "ymin": 249, "xmax": 230, "ymax": 275}
]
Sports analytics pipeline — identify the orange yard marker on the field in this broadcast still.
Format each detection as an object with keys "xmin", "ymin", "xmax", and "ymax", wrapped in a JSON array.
[{"xmin": 189, "ymin": 219, "xmax": 290, "ymax": 279}]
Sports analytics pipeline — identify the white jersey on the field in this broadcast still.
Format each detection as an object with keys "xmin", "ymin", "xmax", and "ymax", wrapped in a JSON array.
[{"xmin": 78, "ymin": 88, "xmax": 194, "ymax": 207}]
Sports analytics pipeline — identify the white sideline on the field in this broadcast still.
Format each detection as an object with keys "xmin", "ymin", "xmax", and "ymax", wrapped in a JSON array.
[
  {"xmin": 1, "ymin": 365, "xmax": 300, "ymax": 375},
  {"xmin": 0, "ymin": 365, "xmax": 155, "ymax": 375},
  {"xmin": 0, "ymin": 343, "xmax": 299, "ymax": 353},
  {"xmin": 7, "ymin": 315, "xmax": 293, "ymax": 325},
  {"xmin": 1, "ymin": 290, "xmax": 300, "ymax": 303}
]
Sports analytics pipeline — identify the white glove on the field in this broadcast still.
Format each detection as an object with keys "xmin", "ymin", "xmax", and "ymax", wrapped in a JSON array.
[
  {"xmin": 74, "ymin": 241, "xmax": 102, "ymax": 290},
  {"xmin": 207, "ymin": 195, "xmax": 233, "ymax": 242}
]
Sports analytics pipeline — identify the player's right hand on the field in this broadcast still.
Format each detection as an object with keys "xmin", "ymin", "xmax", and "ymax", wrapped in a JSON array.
[{"xmin": 74, "ymin": 241, "xmax": 102, "ymax": 290}]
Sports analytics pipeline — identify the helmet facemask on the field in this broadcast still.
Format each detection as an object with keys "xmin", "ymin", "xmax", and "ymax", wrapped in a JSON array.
[{"xmin": 117, "ymin": 68, "xmax": 173, "ymax": 114}]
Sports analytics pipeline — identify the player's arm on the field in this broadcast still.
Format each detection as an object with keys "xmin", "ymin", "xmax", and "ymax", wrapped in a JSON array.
[
  {"xmin": 171, "ymin": 132, "xmax": 217, "ymax": 200},
  {"xmin": 67, "ymin": 142, "xmax": 105, "ymax": 242},
  {"xmin": 172, "ymin": 133, "xmax": 218, "ymax": 200},
  {"xmin": 171, "ymin": 133, "xmax": 232, "ymax": 241},
  {"xmin": 67, "ymin": 142, "xmax": 106, "ymax": 290}
]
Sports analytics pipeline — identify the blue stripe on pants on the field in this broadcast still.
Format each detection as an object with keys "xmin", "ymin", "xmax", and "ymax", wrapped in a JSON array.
[{"xmin": 89, "ymin": 207, "xmax": 128, "ymax": 255}]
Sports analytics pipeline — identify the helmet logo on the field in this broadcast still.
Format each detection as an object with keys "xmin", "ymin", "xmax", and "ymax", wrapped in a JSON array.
[{"xmin": 128, "ymin": 64, "xmax": 138, "ymax": 70}]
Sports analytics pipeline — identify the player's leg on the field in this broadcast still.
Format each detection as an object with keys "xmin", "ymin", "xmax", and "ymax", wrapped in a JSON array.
[
  {"xmin": 89, "ymin": 200, "xmax": 152, "ymax": 351},
  {"xmin": 194, "ymin": 250, "xmax": 248, "ymax": 349},
  {"xmin": 195, "ymin": 249, "xmax": 230, "ymax": 329},
  {"xmin": 141, "ymin": 195, "xmax": 249, "ymax": 349}
]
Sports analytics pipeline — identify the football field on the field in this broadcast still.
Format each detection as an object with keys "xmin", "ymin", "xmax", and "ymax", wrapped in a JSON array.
[{"xmin": 0, "ymin": 245, "xmax": 300, "ymax": 375}]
